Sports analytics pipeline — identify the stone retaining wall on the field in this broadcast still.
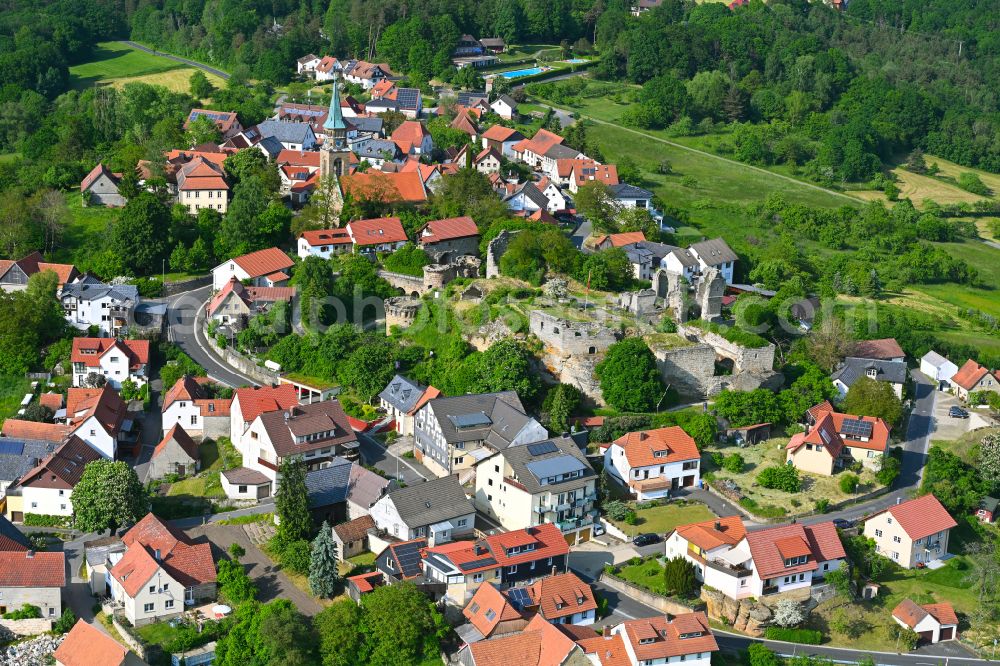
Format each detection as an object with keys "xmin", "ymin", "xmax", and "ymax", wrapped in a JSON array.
[
  {"xmin": 163, "ymin": 274, "xmax": 212, "ymax": 296},
  {"xmin": 199, "ymin": 303, "xmax": 280, "ymax": 386},
  {"xmin": 598, "ymin": 572, "xmax": 703, "ymax": 615},
  {"xmin": 0, "ymin": 618, "xmax": 52, "ymax": 636}
]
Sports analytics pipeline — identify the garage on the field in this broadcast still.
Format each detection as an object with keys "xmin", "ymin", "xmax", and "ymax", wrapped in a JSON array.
[
  {"xmin": 918, "ymin": 630, "xmax": 934, "ymax": 644},
  {"xmin": 940, "ymin": 627, "xmax": 955, "ymax": 641}
]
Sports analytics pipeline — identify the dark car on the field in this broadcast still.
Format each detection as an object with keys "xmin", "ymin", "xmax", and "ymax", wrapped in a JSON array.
[
  {"xmin": 632, "ymin": 533, "xmax": 662, "ymax": 547},
  {"xmin": 832, "ymin": 518, "xmax": 854, "ymax": 530},
  {"xmin": 949, "ymin": 406, "xmax": 969, "ymax": 419}
]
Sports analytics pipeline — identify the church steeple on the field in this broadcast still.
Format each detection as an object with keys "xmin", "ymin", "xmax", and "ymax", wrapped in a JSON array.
[
  {"xmin": 319, "ymin": 73, "xmax": 351, "ymax": 182},
  {"xmin": 323, "ymin": 75, "xmax": 347, "ymax": 139}
]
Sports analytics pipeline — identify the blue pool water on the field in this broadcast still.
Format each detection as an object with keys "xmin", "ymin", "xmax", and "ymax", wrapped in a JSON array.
[
  {"xmin": 501, "ymin": 67, "xmax": 545, "ymax": 79},
  {"xmin": 563, "ymin": 58, "xmax": 587, "ymax": 64}
]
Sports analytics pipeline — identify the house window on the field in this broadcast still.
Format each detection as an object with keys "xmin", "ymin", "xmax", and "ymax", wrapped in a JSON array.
[
  {"xmin": 507, "ymin": 565, "xmax": 517, "ymax": 574},
  {"xmin": 191, "ymin": 415, "xmax": 198, "ymax": 425},
  {"xmin": 60, "ymin": 504, "xmax": 66, "ymax": 511},
  {"xmin": 149, "ymin": 586, "xmax": 156, "ymax": 593},
  {"xmin": 875, "ymin": 529, "xmax": 882, "ymax": 537},
  {"xmin": 48, "ymin": 607, "xmax": 55, "ymax": 617},
  {"xmin": 144, "ymin": 603, "xmax": 154, "ymax": 613},
  {"xmin": 30, "ymin": 502, "xmax": 37, "ymax": 509},
  {"xmin": 238, "ymin": 485, "xmax": 247, "ymax": 493},
  {"xmin": 457, "ymin": 518, "xmax": 467, "ymax": 527},
  {"xmin": 893, "ymin": 536, "xmax": 901, "ymax": 543},
  {"xmin": 58, "ymin": 490, "xmax": 64, "ymax": 497},
  {"xmin": 473, "ymin": 573, "xmax": 484, "ymax": 583},
  {"xmin": 165, "ymin": 599, "xmax": 174, "ymax": 609}
]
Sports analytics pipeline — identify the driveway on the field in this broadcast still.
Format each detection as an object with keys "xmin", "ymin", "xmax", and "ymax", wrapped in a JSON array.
[
  {"xmin": 182, "ymin": 523, "xmax": 323, "ymax": 616},
  {"xmin": 930, "ymin": 388, "xmax": 976, "ymax": 441}
]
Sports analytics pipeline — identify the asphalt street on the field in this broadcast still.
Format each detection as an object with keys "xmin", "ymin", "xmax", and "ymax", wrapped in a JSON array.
[{"xmin": 165, "ymin": 285, "xmax": 256, "ymax": 388}]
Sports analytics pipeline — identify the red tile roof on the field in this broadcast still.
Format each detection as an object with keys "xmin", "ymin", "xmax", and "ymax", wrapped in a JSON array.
[
  {"xmin": 231, "ymin": 247, "xmax": 294, "ymax": 280},
  {"xmin": 0, "ymin": 550, "xmax": 65, "ymax": 587},
  {"xmin": 347, "ymin": 570, "xmax": 384, "ymax": 594},
  {"xmin": 70, "ymin": 338, "xmax": 150, "ymax": 369},
  {"xmin": 276, "ymin": 149, "xmax": 321, "ymax": 167},
  {"xmin": 514, "ymin": 128, "xmax": 564, "ymax": 156},
  {"xmin": 348, "ymin": 217, "xmax": 408, "ymax": 246},
  {"xmin": 65, "ymin": 386, "xmax": 126, "ymax": 436},
  {"xmin": 527, "ymin": 572, "xmax": 597, "ymax": 621},
  {"xmin": 153, "ymin": 424, "xmax": 200, "ymax": 462},
  {"xmin": 951, "ymin": 359, "xmax": 996, "ymax": 391},
  {"xmin": 80, "ymin": 163, "xmax": 120, "ymax": 193},
  {"xmin": 852, "ymin": 338, "xmax": 905, "ymax": 361},
  {"xmin": 257, "ymin": 400, "xmax": 357, "ymax": 457},
  {"xmin": 924, "ymin": 602, "xmax": 959, "ymax": 626},
  {"xmin": 425, "ymin": 524, "xmax": 569, "ymax": 574},
  {"xmin": 391, "ymin": 121, "xmax": 430, "ymax": 143},
  {"xmin": 613, "ymin": 427, "xmax": 700, "ymax": 469},
  {"xmin": 234, "ymin": 384, "xmax": 299, "ymax": 425},
  {"xmin": 418, "ymin": 216, "xmax": 479, "ymax": 245},
  {"xmin": 463, "ymin": 582, "xmax": 525, "ymax": 637},
  {"xmin": 53, "ymin": 620, "xmax": 128, "ymax": 666},
  {"xmin": 341, "ymin": 171, "xmax": 427, "ymax": 203},
  {"xmin": 0, "ymin": 420, "xmax": 72, "ymax": 442},
  {"xmin": 872, "ymin": 494, "xmax": 957, "ymax": 541},
  {"xmin": 184, "ymin": 108, "xmax": 239, "ymax": 132},
  {"xmin": 113, "ymin": 513, "xmax": 215, "ymax": 596},
  {"xmin": 333, "ymin": 515, "xmax": 375, "ymax": 544},
  {"xmin": 300, "ymin": 228, "xmax": 352, "ymax": 247},
  {"xmin": 746, "ymin": 522, "xmax": 844, "ymax": 579},
  {"xmin": 39, "ymin": 392, "xmax": 63, "ymax": 411},
  {"xmin": 596, "ymin": 231, "xmax": 647, "ymax": 248},
  {"xmin": 892, "ymin": 599, "xmax": 958, "ymax": 629},
  {"xmin": 577, "ymin": 633, "xmax": 631, "ymax": 666},
  {"xmin": 671, "ymin": 516, "xmax": 746, "ymax": 552},
  {"xmin": 619, "ymin": 612, "xmax": 718, "ymax": 662},
  {"xmin": 468, "ymin": 613, "xmax": 579, "ymax": 666},
  {"xmin": 482, "ymin": 125, "xmax": 524, "ymax": 143}
]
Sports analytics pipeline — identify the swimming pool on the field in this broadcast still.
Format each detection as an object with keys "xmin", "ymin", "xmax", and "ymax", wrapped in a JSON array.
[
  {"xmin": 501, "ymin": 67, "xmax": 546, "ymax": 79},
  {"xmin": 562, "ymin": 58, "xmax": 587, "ymax": 64}
]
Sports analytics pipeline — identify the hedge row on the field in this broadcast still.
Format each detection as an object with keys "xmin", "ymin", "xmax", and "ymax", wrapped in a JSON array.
[{"xmin": 764, "ymin": 627, "xmax": 823, "ymax": 644}]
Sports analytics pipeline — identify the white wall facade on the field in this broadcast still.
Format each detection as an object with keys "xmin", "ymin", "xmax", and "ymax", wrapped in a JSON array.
[
  {"xmin": 22, "ymin": 486, "xmax": 73, "ymax": 517},
  {"xmin": 73, "ymin": 417, "xmax": 116, "ymax": 459}
]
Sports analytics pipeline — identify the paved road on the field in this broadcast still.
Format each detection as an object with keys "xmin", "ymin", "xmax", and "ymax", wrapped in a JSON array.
[
  {"xmin": 357, "ymin": 431, "xmax": 430, "ymax": 485},
  {"xmin": 119, "ymin": 41, "xmax": 230, "ymax": 80},
  {"xmin": 166, "ymin": 286, "xmax": 257, "ymax": 388}
]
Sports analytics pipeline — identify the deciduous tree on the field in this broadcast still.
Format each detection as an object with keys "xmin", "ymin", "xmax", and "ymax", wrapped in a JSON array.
[
  {"xmin": 71, "ymin": 461, "xmax": 147, "ymax": 533},
  {"xmin": 595, "ymin": 338, "xmax": 665, "ymax": 412}
]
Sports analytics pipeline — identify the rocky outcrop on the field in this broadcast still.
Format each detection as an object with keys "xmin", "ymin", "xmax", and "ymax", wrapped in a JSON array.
[
  {"xmin": 701, "ymin": 588, "xmax": 773, "ymax": 638},
  {"xmin": 0, "ymin": 633, "xmax": 63, "ymax": 666}
]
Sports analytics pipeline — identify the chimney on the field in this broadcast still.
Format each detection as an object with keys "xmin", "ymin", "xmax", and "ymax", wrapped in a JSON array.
[
  {"xmin": 26, "ymin": 550, "xmax": 34, "ymax": 559},
  {"xmin": 551, "ymin": 565, "xmax": 557, "ymax": 576},
  {"xmin": 639, "ymin": 432, "xmax": 647, "ymax": 441},
  {"xmin": 896, "ymin": 497, "xmax": 902, "ymax": 505},
  {"xmin": 603, "ymin": 624, "xmax": 612, "ymax": 639},
  {"xmin": 665, "ymin": 613, "xmax": 673, "ymax": 623},
  {"xmin": 714, "ymin": 521, "xmax": 721, "ymax": 531}
]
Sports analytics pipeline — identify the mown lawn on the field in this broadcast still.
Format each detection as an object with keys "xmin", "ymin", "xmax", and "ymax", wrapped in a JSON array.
[
  {"xmin": 70, "ymin": 42, "xmax": 185, "ymax": 88},
  {"xmin": 609, "ymin": 501, "xmax": 715, "ymax": 537},
  {"xmin": 616, "ymin": 557, "xmax": 669, "ymax": 595},
  {"xmin": 167, "ymin": 437, "xmax": 241, "ymax": 499},
  {"xmin": 50, "ymin": 193, "xmax": 117, "ymax": 267},
  {"xmin": 0, "ymin": 376, "xmax": 31, "ymax": 428}
]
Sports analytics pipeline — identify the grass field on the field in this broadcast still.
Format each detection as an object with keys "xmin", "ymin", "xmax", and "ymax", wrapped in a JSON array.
[
  {"xmin": 69, "ymin": 42, "xmax": 225, "ymax": 94},
  {"xmin": 167, "ymin": 437, "xmax": 241, "ymax": 499},
  {"xmin": 933, "ymin": 427, "xmax": 999, "ymax": 464},
  {"xmin": 848, "ymin": 154, "xmax": 1000, "ymax": 207},
  {"xmin": 0, "ymin": 376, "xmax": 31, "ymax": 428},
  {"xmin": 608, "ymin": 501, "xmax": 715, "ymax": 537},
  {"xmin": 50, "ymin": 193, "xmax": 117, "ymax": 267}
]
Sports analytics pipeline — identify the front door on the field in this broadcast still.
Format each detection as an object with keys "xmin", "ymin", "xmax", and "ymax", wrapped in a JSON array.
[
  {"xmin": 671, "ymin": 477, "xmax": 680, "ymax": 490},
  {"xmin": 683, "ymin": 475, "xmax": 695, "ymax": 487},
  {"xmin": 10, "ymin": 512, "xmax": 22, "ymax": 523}
]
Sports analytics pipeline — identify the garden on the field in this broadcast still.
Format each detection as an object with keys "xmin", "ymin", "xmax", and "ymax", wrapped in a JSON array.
[
  {"xmin": 603, "ymin": 498, "xmax": 715, "ymax": 538},
  {"xmin": 150, "ymin": 437, "xmax": 242, "ymax": 519}
]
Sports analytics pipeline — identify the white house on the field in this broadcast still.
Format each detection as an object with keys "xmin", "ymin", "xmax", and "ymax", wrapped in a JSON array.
[
  {"xmin": 256, "ymin": 120, "xmax": 317, "ymax": 152},
  {"xmin": 602, "ymin": 427, "xmax": 701, "ymax": 500},
  {"xmin": 236, "ymin": 400, "xmax": 358, "ymax": 492},
  {"xmin": 161, "ymin": 375, "xmax": 231, "ymax": 440},
  {"xmin": 481, "ymin": 125, "xmax": 525, "ymax": 160},
  {"xmin": 107, "ymin": 513, "xmax": 216, "ymax": 626},
  {"xmin": 831, "ymin": 358, "xmax": 907, "ymax": 400},
  {"xmin": 611, "ymin": 613, "xmax": 719, "ymax": 666},
  {"xmin": 920, "ymin": 351, "xmax": 959, "ymax": 387},
  {"xmin": 211, "ymin": 247, "xmax": 294, "ymax": 290},
  {"xmin": 378, "ymin": 374, "xmax": 440, "ymax": 437},
  {"xmin": 862, "ymin": 494, "xmax": 956, "ymax": 569},
  {"xmin": 229, "ymin": 384, "xmax": 300, "ymax": 450},
  {"xmin": 489, "ymin": 94, "xmax": 517, "ymax": 120},
  {"xmin": 474, "ymin": 436, "xmax": 598, "ymax": 545},
  {"xmin": 297, "ymin": 228, "xmax": 353, "ymax": 260},
  {"xmin": 60, "ymin": 280, "xmax": 138, "ymax": 337},
  {"xmin": 64, "ymin": 386, "xmax": 128, "ymax": 459},
  {"xmin": 71, "ymin": 338, "xmax": 150, "ymax": 389},
  {"xmin": 5, "ymin": 436, "xmax": 101, "ymax": 521},
  {"xmin": 297, "ymin": 53, "xmax": 321, "ymax": 74},
  {"xmin": 665, "ymin": 518, "xmax": 845, "ymax": 600},
  {"xmin": 346, "ymin": 217, "xmax": 409, "ymax": 254},
  {"xmin": 369, "ymin": 474, "xmax": 475, "ymax": 541},
  {"xmin": 535, "ymin": 177, "xmax": 568, "ymax": 213},
  {"xmin": 689, "ymin": 238, "xmax": 738, "ymax": 284},
  {"xmin": 892, "ymin": 599, "xmax": 958, "ymax": 644}
]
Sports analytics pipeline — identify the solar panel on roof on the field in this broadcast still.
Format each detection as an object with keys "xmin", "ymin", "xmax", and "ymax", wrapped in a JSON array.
[
  {"xmin": 449, "ymin": 412, "xmax": 492, "ymax": 429},
  {"xmin": 507, "ymin": 587, "xmax": 531, "ymax": 611},
  {"xmin": 396, "ymin": 89, "xmax": 418, "ymax": 109},
  {"xmin": 841, "ymin": 418, "xmax": 873, "ymax": 439},
  {"xmin": 461, "ymin": 556, "xmax": 498, "ymax": 570},
  {"xmin": 527, "ymin": 441, "xmax": 558, "ymax": 457},
  {"xmin": 0, "ymin": 441, "xmax": 25, "ymax": 456}
]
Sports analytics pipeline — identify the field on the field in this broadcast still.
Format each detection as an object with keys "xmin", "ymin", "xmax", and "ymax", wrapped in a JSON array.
[
  {"xmin": 49, "ymin": 193, "xmax": 117, "ymax": 267},
  {"xmin": 848, "ymin": 154, "xmax": 1000, "ymax": 207},
  {"xmin": 69, "ymin": 42, "xmax": 226, "ymax": 94}
]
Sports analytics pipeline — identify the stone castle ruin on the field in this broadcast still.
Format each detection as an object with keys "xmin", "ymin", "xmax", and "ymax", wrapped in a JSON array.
[{"xmin": 529, "ymin": 310, "xmax": 620, "ymax": 405}]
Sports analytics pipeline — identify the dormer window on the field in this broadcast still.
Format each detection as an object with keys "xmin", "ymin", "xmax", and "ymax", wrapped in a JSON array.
[
  {"xmin": 654, "ymin": 450, "xmax": 666, "ymax": 458},
  {"xmin": 679, "ymin": 631, "xmax": 703, "ymax": 639},
  {"xmin": 867, "ymin": 367, "xmax": 877, "ymax": 378},
  {"xmin": 784, "ymin": 555, "xmax": 808, "ymax": 567},
  {"xmin": 638, "ymin": 638, "xmax": 656, "ymax": 645}
]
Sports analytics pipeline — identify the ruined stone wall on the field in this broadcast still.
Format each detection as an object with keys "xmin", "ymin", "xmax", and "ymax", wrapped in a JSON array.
[
  {"xmin": 651, "ymin": 344, "xmax": 717, "ymax": 396},
  {"xmin": 677, "ymin": 323, "xmax": 775, "ymax": 374},
  {"xmin": 384, "ymin": 297, "xmax": 421, "ymax": 334},
  {"xmin": 528, "ymin": 310, "xmax": 618, "ymax": 356},
  {"xmin": 485, "ymin": 230, "xmax": 521, "ymax": 278}
]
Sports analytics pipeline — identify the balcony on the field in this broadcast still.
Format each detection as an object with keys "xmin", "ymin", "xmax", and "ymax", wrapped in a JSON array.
[{"xmin": 689, "ymin": 549, "xmax": 751, "ymax": 577}]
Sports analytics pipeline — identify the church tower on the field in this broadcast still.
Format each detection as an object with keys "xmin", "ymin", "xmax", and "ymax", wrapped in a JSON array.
[{"xmin": 319, "ymin": 74, "xmax": 351, "ymax": 180}]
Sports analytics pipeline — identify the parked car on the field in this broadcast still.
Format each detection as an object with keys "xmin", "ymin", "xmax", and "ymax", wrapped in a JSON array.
[
  {"xmin": 949, "ymin": 406, "xmax": 969, "ymax": 419},
  {"xmin": 832, "ymin": 518, "xmax": 855, "ymax": 530},
  {"xmin": 632, "ymin": 533, "xmax": 662, "ymax": 547}
]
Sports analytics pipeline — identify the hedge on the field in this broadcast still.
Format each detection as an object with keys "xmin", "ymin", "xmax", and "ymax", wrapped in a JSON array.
[
  {"xmin": 23, "ymin": 513, "xmax": 71, "ymax": 528},
  {"xmin": 764, "ymin": 627, "xmax": 823, "ymax": 644}
]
